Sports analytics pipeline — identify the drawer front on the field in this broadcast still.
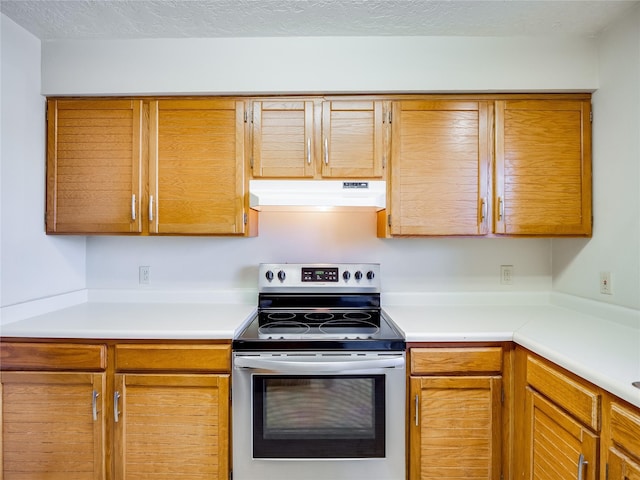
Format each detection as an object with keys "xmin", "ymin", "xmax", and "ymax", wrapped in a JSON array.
[
  {"xmin": 611, "ymin": 402, "xmax": 640, "ymax": 460},
  {"xmin": 115, "ymin": 344, "xmax": 231, "ymax": 373},
  {"xmin": 0, "ymin": 342, "xmax": 106, "ymax": 371},
  {"xmin": 526, "ymin": 355, "xmax": 600, "ymax": 430},
  {"xmin": 411, "ymin": 347, "xmax": 502, "ymax": 375}
]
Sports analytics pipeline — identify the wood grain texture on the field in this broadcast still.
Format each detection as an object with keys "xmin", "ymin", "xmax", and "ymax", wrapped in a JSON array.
[
  {"xmin": 410, "ymin": 375, "xmax": 502, "ymax": 480},
  {"xmin": 1, "ymin": 371, "xmax": 106, "ymax": 480},
  {"xmin": 390, "ymin": 100, "xmax": 490, "ymax": 236},
  {"xmin": 46, "ymin": 99, "xmax": 143, "ymax": 234},
  {"xmin": 0, "ymin": 342, "xmax": 106, "ymax": 371},
  {"xmin": 526, "ymin": 355, "xmax": 600, "ymax": 431},
  {"xmin": 610, "ymin": 403, "xmax": 640, "ymax": 460},
  {"xmin": 114, "ymin": 344, "xmax": 230, "ymax": 373},
  {"xmin": 149, "ymin": 98, "xmax": 245, "ymax": 234},
  {"xmin": 608, "ymin": 447, "xmax": 640, "ymax": 480},
  {"xmin": 494, "ymin": 99, "xmax": 592, "ymax": 235},
  {"xmin": 113, "ymin": 373, "xmax": 229, "ymax": 480},
  {"xmin": 411, "ymin": 347, "xmax": 503, "ymax": 375},
  {"xmin": 525, "ymin": 388, "xmax": 598, "ymax": 480}
]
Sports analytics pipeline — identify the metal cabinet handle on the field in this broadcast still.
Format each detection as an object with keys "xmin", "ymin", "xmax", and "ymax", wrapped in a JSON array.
[
  {"xmin": 131, "ymin": 194, "xmax": 136, "ymax": 221},
  {"xmin": 92, "ymin": 390, "xmax": 99, "ymax": 421},
  {"xmin": 481, "ymin": 197, "xmax": 487, "ymax": 222},
  {"xmin": 114, "ymin": 391, "xmax": 121, "ymax": 423},
  {"xmin": 323, "ymin": 137, "xmax": 329, "ymax": 165},
  {"xmin": 498, "ymin": 196, "xmax": 504, "ymax": 221},
  {"xmin": 577, "ymin": 453, "xmax": 588, "ymax": 480},
  {"xmin": 306, "ymin": 138, "xmax": 311, "ymax": 165},
  {"xmin": 414, "ymin": 394, "xmax": 419, "ymax": 427},
  {"xmin": 149, "ymin": 195, "xmax": 154, "ymax": 222}
]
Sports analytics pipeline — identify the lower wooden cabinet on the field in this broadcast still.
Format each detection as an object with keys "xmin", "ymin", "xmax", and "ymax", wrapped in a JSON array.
[
  {"xmin": 408, "ymin": 346, "xmax": 505, "ymax": 480},
  {"xmin": 1, "ymin": 341, "xmax": 231, "ymax": 480},
  {"xmin": 606, "ymin": 401, "xmax": 640, "ymax": 480}
]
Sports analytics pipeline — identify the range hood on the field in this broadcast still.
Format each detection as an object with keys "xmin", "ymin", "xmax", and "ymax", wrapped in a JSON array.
[{"xmin": 249, "ymin": 180, "xmax": 386, "ymax": 211}]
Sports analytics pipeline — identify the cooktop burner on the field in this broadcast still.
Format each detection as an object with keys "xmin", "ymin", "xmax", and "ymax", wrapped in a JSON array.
[{"xmin": 233, "ymin": 263, "xmax": 405, "ymax": 351}]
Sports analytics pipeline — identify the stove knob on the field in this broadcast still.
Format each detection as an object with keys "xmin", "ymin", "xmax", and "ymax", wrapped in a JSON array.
[
  {"xmin": 354, "ymin": 271, "xmax": 363, "ymax": 280},
  {"xmin": 343, "ymin": 271, "xmax": 351, "ymax": 281},
  {"xmin": 277, "ymin": 270, "xmax": 286, "ymax": 282},
  {"xmin": 265, "ymin": 270, "xmax": 274, "ymax": 281},
  {"xmin": 366, "ymin": 270, "xmax": 375, "ymax": 280}
]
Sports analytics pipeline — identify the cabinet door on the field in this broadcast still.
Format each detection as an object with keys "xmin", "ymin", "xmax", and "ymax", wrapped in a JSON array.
[
  {"xmin": 525, "ymin": 387, "xmax": 598, "ymax": 480},
  {"xmin": 321, "ymin": 100, "xmax": 386, "ymax": 178},
  {"xmin": 251, "ymin": 100, "xmax": 315, "ymax": 178},
  {"xmin": 409, "ymin": 375, "xmax": 502, "ymax": 480},
  {"xmin": 390, "ymin": 100, "xmax": 490, "ymax": 235},
  {"xmin": 113, "ymin": 373, "xmax": 229, "ymax": 480},
  {"xmin": 609, "ymin": 448, "xmax": 640, "ymax": 480},
  {"xmin": 494, "ymin": 99, "xmax": 592, "ymax": 235},
  {"xmin": 46, "ymin": 99, "xmax": 143, "ymax": 234},
  {"xmin": 1, "ymin": 371, "xmax": 106, "ymax": 479},
  {"xmin": 149, "ymin": 99, "xmax": 246, "ymax": 234}
]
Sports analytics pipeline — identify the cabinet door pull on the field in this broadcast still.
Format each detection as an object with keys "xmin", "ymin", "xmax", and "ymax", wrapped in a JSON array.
[
  {"xmin": 414, "ymin": 394, "xmax": 419, "ymax": 427},
  {"xmin": 498, "ymin": 196, "xmax": 504, "ymax": 221},
  {"xmin": 114, "ymin": 391, "xmax": 121, "ymax": 423},
  {"xmin": 481, "ymin": 197, "xmax": 487, "ymax": 222},
  {"xmin": 92, "ymin": 390, "xmax": 99, "ymax": 421},
  {"xmin": 577, "ymin": 453, "xmax": 588, "ymax": 480},
  {"xmin": 149, "ymin": 195, "xmax": 154, "ymax": 222},
  {"xmin": 307, "ymin": 138, "xmax": 311, "ymax": 165},
  {"xmin": 131, "ymin": 194, "xmax": 136, "ymax": 221},
  {"xmin": 323, "ymin": 137, "xmax": 329, "ymax": 165}
]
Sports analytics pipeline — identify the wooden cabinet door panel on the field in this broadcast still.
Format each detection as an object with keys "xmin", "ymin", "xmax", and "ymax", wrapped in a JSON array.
[
  {"xmin": 391, "ymin": 100, "xmax": 490, "ymax": 236},
  {"xmin": 252, "ymin": 100, "xmax": 315, "ymax": 178},
  {"xmin": 114, "ymin": 373, "xmax": 229, "ymax": 480},
  {"xmin": 1, "ymin": 371, "xmax": 106, "ymax": 480},
  {"xmin": 609, "ymin": 448, "xmax": 640, "ymax": 480},
  {"xmin": 526, "ymin": 387, "xmax": 597, "ymax": 480},
  {"xmin": 495, "ymin": 100, "xmax": 592, "ymax": 235},
  {"xmin": 410, "ymin": 375, "xmax": 502, "ymax": 480},
  {"xmin": 149, "ymin": 99, "xmax": 245, "ymax": 234},
  {"xmin": 46, "ymin": 99, "xmax": 143, "ymax": 234},
  {"xmin": 322, "ymin": 100, "xmax": 385, "ymax": 178}
]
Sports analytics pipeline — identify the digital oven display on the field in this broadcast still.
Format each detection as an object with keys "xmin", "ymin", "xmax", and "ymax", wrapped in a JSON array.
[{"xmin": 301, "ymin": 267, "xmax": 339, "ymax": 282}]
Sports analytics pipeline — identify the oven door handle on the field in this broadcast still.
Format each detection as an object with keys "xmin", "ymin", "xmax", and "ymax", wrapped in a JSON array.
[{"xmin": 234, "ymin": 356, "xmax": 404, "ymax": 373}]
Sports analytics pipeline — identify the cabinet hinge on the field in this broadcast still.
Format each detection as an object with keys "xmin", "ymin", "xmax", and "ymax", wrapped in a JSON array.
[
  {"xmin": 244, "ymin": 110, "xmax": 248, "ymax": 123},
  {"xmin": 229, "ymin": 470, "xmax": 233, "ymax": 480},
  {"xmin": 388, "ymin": 110, "xmax": 392, "ymax": 124},
  {"xmin": 590, "ymin": 111, "xmax": 593, "ymax": 122},
  {"xmin": 501, "ymin": 387, "xmax": 505, "ymax": 404},
  {"xmin": 387, "ymin": 214, "xmax": 391, "ymax": 227},
  {"xmin": 249, "ymin": 155, "xmax": 254, "ymax": 169},
  {"xmin": 243, "ymin": 213, "xmax": 248, "ymax": 225},
  {"xmin": 605, "ymin": 462, "xmax": 609, "ymax": 480}
]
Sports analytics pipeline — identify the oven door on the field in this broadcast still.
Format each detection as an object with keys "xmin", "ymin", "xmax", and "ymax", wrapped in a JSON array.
[{"xmin": 232, "ymin": 352, "xmax": 406, "ymax": 480}]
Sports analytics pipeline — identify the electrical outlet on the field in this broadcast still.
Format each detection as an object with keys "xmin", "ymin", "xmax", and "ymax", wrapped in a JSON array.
[
  {"xmin": 139, "ymin": 266, "xmax": 150, "ymax": 285},
  {"xmin": 600, "ymin": 271, "xmax": 612, "ymax": 295},
  {"xmin": 500, "ymin": 265, "xmax": 513, "ymax": 285}
]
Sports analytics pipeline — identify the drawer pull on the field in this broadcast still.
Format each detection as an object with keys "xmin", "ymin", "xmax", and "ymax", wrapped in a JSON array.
[{"xmin": 577, "ymin": 453, "xmax": 588, "ymax": 480}]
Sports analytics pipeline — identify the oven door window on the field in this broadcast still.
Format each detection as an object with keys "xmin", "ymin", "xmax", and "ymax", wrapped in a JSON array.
[{"xmin": 253, "ymin": 374, "xmax": 385, "ymax": 459}]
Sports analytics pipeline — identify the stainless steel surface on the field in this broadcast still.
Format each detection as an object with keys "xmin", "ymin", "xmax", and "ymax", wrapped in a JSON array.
[{"xmin": 633, "ymin": 381, "xmax": 640, "ymax": 389}]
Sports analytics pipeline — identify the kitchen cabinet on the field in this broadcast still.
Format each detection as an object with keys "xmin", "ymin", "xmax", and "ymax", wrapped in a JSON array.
[
  {"xmin": 250, "ymin": 98, "xmax": 388, "ymax": 179},
  {"xmin": 47, "ymin": 97, "xmax": 253, "ymax": 236},
  {"xmin": 409, "ymin": 346, "xmax": 504, "ymax": 480},
  {"xmin": 46, "ymin": 99, "xmax": 143, "ymax": 234},
  {"xmin": 1, "ymin": 341, "xmax": 231, "ymax": 480},
  {"xmin": 494, "ymin": 98, "xmax": 592, "ymax": 235},
  {"xmin": 605, "ymin": 401, "xmax": 640, "ymax": 480},
  {"xmin": 388, "ymin": 99, "xmax": 491, "ymax": 236},
  {"xmin": 113, "ymin": 344, "xmax": 230, "ymax": 480},
  {"xmin": 0, "ymin": 342, "xmax": 108, "ymax": 479},
  {"xmin": 515, "ymin": 349, "xmax": 600, "ymax": 480}
]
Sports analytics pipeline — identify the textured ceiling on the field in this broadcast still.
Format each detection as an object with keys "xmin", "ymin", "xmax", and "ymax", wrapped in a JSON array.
[{"xmin": 1, "ymin": 0, "xmax": 638, "ymax": 40}]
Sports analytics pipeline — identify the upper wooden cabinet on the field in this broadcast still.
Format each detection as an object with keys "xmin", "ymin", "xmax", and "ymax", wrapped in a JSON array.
[
  {"xmin": 47, "ymin": 97, "xmax": 251, "ymax": 236},
  {"xmin": 46, "ymin": 99, "xmax": 143, "ymax": 234},
  {"xmin": 250, "ymin": 98, "xmax": 388, "ymax": 179},
  {"xmin": 494, "ymin": 99, "xmax": 592, "ymax": 235},
  {"xmin": 389, "ymin": 100, "xmax": 491, "ymax": 235},
  {"xmin": 149, "ymin": 99, "xmax": 247, "ymax": 235}
]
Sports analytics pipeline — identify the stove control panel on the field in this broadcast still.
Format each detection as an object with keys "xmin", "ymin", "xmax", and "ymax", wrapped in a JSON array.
[{"xmin": 259, "ymin": 263, "xmax": 380, "ymax": 292}]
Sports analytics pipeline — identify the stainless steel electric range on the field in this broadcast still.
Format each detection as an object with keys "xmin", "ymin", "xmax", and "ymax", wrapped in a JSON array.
[{"xmin": 232, "ymin": 263, "xmax": 406, "ymax": 480}]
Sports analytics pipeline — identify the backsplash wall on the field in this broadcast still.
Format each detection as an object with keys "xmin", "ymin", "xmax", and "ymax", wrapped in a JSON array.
[{"xmin": 87, "ymin": 210, "xmax": 552, "ymax": 294}]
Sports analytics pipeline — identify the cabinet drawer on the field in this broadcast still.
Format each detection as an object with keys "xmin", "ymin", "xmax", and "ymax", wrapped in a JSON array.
[
  {"xmin": 611, "ymin": 402, "xmax": 640, "ymax": 460},
  {"xmin": 0, "ymin": 342, "xmax": 106, "ymax": 371},
  {"xmin": 115, "ymin": 344, "xmax": 231, "ymax": 373},
  {"xmin": 411, "ymin": 347, "xmax": 502, "ymax": 375},
  {"xmin": 526, "ymin": 355, "xmax": 600, "ymax": 430}
]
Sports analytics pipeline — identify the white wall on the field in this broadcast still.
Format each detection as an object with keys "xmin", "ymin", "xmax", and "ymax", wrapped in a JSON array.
[
  {"xmin": 553, "ymin": 5, "xmax": 640, "ymax": 310},
  {"xmin": 0, "ymin": 15, "xmax": 86, "ymax": 309},
  {"xmin": 41, "ymin": 36, "xmax": 598, "ymax": 95}
]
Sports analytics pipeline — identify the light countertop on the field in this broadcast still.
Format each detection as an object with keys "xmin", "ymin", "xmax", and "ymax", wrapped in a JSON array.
[{"xmin": 1, "ymin": 293, "xmax": 639, "ymax": 408}]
